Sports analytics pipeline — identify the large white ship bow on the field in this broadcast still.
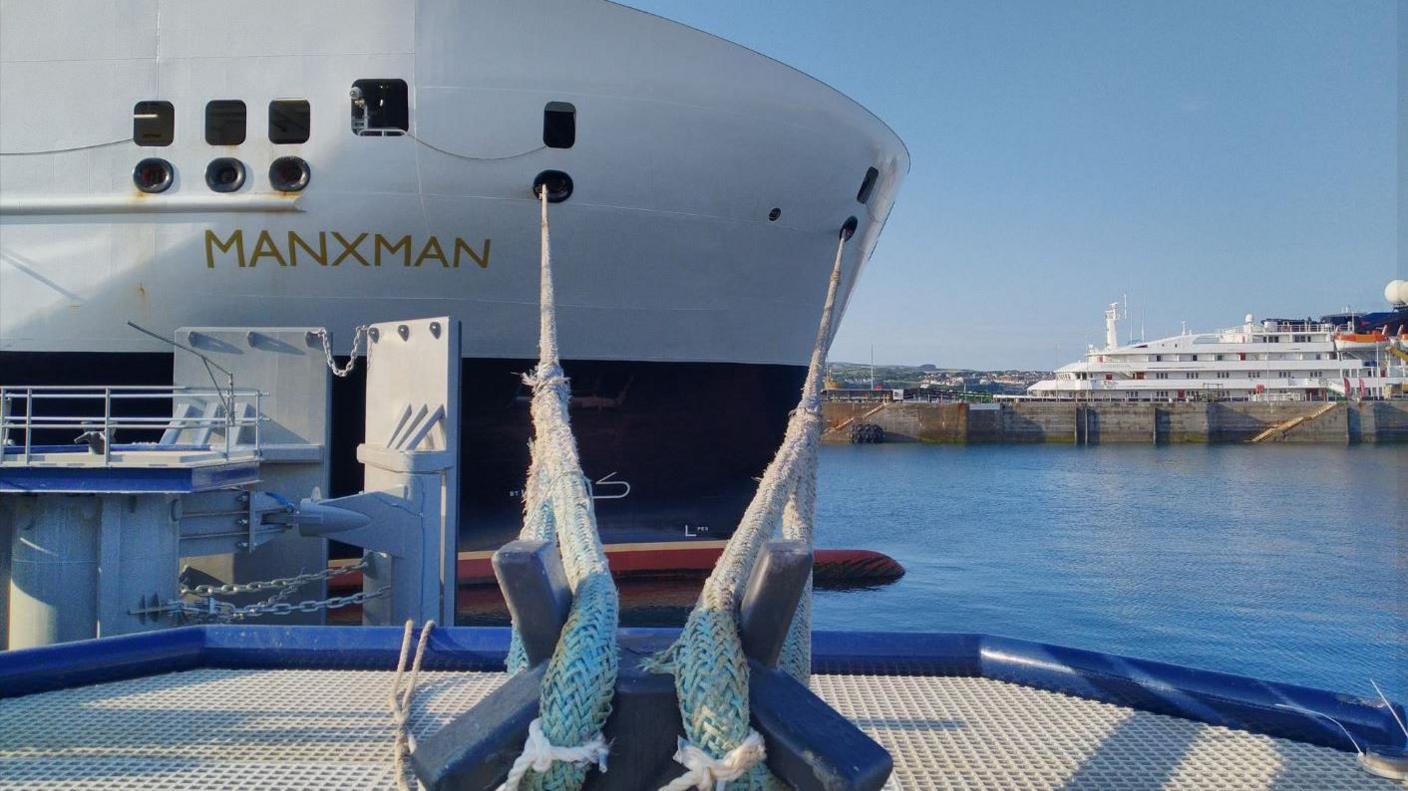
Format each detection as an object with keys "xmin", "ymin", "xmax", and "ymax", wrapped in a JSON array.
[{"xmin": 0, "ymin": 0, "xmax": 908, "ymax": 366}]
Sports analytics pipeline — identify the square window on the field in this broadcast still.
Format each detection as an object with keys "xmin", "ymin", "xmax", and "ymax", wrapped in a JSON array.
[
  {"xmin": 269, "ymin": 99, "xmax": 310, "ymax": 144},
  {"xmin": 543, "ymin": 101, "xmax": 575, "ymax": 148},
  {"xmin": 857, "ymin": 167, "xmax": 879, "ymax": 203},
  {"xmin": 133, "ymin": 101, "xmax": 174, "ymax": 146},
  {"xmin": 351, "ymin": 79, "xmax": 409, "ymax": 136},
  {"xmin": 206, "ymin": 100, "xmax": 247, "ymax": 145}
]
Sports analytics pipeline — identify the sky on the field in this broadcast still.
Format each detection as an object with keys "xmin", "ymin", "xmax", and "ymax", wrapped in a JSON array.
[{"xmin": 619, "ymin": 0, "xmax": 1400, "ymax": 369}]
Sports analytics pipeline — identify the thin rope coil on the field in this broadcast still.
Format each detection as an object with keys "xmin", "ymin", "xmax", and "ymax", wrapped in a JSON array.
[
  {"xmin": 498, "ymin": 718, "xmax": 610, "ymax": 791},
  {"xmin": 659, "ymin": 731, "xmax": 767, "ymax": 791},
  {"xmin": 390, "ymin": 619, "xmax": 436, "ymax": 791}
]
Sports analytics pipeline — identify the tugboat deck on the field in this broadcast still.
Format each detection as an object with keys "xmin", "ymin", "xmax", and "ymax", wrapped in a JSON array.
[{"xmin": 1, "ymin": 667, "xmax": 1395, "ymax": 790}]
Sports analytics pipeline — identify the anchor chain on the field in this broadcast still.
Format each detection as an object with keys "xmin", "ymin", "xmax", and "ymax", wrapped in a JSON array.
[
  {"xmin": 180, "ymin": 557, "xmax": 369, "ymax": 597},
  {"xmin": 311, "ymin": 325, "xmax": 370, "ymax": 377},
  {"xmin": 162, "ymin": 585, "xmax": 391, "ymax": 624}
]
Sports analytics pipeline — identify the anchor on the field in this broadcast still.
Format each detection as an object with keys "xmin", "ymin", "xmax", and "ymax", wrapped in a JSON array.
[{"xmin": 411, "ymin": 538, "xmax": 893, "ymax": 790}]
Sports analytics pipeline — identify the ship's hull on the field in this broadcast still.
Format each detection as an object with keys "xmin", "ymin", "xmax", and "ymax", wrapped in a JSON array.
[
  {"xmin": 1, "ymin": 1, "xmax": 908, "ymax": 553},
  {"xmin": 0, "ymin": 351, "xmax": 803, "ymax": 548},
  {"xmin": 1, "ymin": 0, "xmax": 907, "ymax": 368}
]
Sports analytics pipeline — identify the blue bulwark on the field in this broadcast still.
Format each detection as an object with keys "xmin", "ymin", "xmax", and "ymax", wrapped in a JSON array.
[
  {"xmin": 0, "ymin": 460, "xmax": 259, "ymax": 493},
  {"xmin": 0, "ymin": 626, "xmax": 1403, "ymax": 755}
]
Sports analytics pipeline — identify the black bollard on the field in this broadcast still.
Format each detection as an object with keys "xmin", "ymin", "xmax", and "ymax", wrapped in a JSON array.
[
  {"xmin": 492, "ymin": 539, "xmax": 572, "ymax": 667},
  {"xmin": 412, "ymin": 540, "xmax": 893, "ymax": 791}
]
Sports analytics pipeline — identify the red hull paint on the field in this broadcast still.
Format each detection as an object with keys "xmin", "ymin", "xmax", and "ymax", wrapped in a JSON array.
[{"xmin": 328, "ymin": 542, "xmax": 902, "ymax": 591}]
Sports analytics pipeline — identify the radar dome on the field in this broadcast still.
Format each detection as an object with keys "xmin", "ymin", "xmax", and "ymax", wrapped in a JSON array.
[{"xmin": 1388, "ymin": 280, "xmax": 1408, "ymax": 306}]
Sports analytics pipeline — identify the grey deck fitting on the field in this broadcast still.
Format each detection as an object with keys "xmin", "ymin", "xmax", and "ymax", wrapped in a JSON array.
[
  {"xmin": 491, "ymin": 540, "xmax": 573, "ymax": 668},
  {"xmin": 411, "ymin": 539, "xmax": 893, "ymax": 790}
]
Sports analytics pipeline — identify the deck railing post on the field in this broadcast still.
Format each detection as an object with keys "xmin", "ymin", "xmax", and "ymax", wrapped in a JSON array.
[
  {"xmin": 23, "ymin": 388, "xmax": 32, "ymax": 465},
  {"xmin": 224, "ymin": 391, "xmax": 233, "ymax": 460},
  {"xmin": 103, "ymin": 387, "xmax": 112, "ymax": 465}
]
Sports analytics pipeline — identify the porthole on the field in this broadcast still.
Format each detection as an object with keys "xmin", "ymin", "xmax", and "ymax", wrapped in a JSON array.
[
  {"xmin": 205, "ymin": 158, "xmax": 246, "ymax": 192},
  {"xmin": 840, "ymin": 216, "xmax": 858, "ymax": 240},
  {"xmin": 132, "ymin": 158, "xmax": 173, "ymax": 193},
  {"xmin": 768, "ymin": 208, "xmax": 781, "ymax": 222},
  {"xmin": 856, "ymin": 167, "xmax": 879, "ymax": 204},
  {"xmin": 269, "ymin": 156, "xmax": 311, "ymax": 192},
  {"xmin": 532, "ymin": 170, "xmax": 573, "ymax": 203}
]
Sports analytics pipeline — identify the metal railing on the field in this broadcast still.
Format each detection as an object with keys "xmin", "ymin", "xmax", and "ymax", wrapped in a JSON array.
[{"xmin": 0, "ymin": 385, "xmax": 265, "ymax": 466}]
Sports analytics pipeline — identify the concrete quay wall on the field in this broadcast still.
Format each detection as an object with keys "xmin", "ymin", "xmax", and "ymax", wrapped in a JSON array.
[{"xmin": 821, "ymin": 400, "xmax": 1408, "ymax": 444}]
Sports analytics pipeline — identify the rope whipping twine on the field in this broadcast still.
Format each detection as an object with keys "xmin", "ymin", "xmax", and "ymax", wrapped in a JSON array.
[
  {"xmin": 651, "ymin": 232, "xmax": 850, "ymax": 790},
  {"xmin": 501, "ymin": 187, "xmax": 620, "ymax": 791}
]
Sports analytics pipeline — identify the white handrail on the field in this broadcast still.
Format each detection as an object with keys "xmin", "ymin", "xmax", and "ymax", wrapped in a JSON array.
[{"xmin": 0, "ymin": 385, "xmax": 267, "ymax": 465}]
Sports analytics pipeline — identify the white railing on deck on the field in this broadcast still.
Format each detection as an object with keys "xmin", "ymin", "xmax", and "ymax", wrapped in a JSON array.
[{"xmin": 0, "ymin": 385, "xmax": 265, "ymax": 466}]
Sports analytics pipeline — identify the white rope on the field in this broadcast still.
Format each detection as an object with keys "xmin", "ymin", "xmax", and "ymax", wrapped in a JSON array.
[
  {"xmin": 0, "ymin": 138, "xmax": 129, "ymax": 156},
  {"xmin": 659, "ymin": 730, "xmax": 767, "ymax": 791},
  {"xmin": 498, "ymin": 718, "xmax": 610, "ymax": 791},
  {"xmin": 497, "ymin": 182, "xmax": 618, "ymax": 790},
  {"xmin": 406, "ymin": 130, "xmax": 547, "ymax": 162},
  {"xmin": 650, "ymin": 233, "xmax": 849, "ymax": 787},
  {"xmin": 390, "ymin": 619, "xmax": 436, "ymax": 791}
]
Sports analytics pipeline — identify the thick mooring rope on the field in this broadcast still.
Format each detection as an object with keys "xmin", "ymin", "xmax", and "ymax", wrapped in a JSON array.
[
  {"xmin": 653, "ymin": 233, "xmax": 849, "ymax": 790},
  {"xmin": 501, "ymin": 188, "xmax": 620, "ymax": 791}
]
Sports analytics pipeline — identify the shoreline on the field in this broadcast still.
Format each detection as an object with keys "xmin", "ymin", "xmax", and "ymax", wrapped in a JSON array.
[{"xmin": 821, "ymin": 399, "xmax": 1408, "ymax": 444}]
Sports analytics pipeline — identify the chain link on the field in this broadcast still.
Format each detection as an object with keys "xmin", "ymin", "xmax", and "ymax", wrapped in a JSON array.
[
  {"xmin": 181, "ymin": 557, "xmax": 369, "ymax": 597},
  {"xmin": 312, "ymin": 325, "xmax": 369, "ymax": 378},
  {"xmin": 178, "ymin": 586, "xmax": 390, "ymax": 624}
]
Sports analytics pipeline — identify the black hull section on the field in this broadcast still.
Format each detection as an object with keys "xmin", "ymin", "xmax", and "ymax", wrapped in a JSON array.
[{"xmin": 2, "ymin": 353, "xmax": 805, "ymax": 551}]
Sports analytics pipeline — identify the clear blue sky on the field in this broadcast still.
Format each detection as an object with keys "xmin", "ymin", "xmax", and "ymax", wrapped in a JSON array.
[{"xmin": 619, "ymin": 0, "xmax": 1400, "ymax": 369}]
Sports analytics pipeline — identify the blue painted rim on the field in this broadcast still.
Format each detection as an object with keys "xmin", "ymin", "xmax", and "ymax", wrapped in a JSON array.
[{"xmin": 1, "ymin": 626, "xmax": 1402, "ymax": 754}]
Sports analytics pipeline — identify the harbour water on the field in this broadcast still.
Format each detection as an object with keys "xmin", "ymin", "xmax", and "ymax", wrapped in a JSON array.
[
  {"xmin": 455, "ymin": 442, "xmax": 1404, "ymax": 696},
  {"xmin": 813, "ymin": 443, "xmax": 1406, "ymax": 696}
]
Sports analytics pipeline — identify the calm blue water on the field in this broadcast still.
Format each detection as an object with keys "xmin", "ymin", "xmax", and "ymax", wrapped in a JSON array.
[{"xmin": 812, "ymin": 443, "xmax": 1406, "ymax": 696}]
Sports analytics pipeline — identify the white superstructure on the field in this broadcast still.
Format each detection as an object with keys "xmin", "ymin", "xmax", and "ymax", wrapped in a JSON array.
[{"xmin": 1028, "ymin": 285, "xmax": 1408, "ymax": 402}]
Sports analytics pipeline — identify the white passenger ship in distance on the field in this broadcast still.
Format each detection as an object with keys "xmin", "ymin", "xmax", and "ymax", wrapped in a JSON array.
[{"xmin": 1027, "ymin": 281, "xmax": 1408, "ymax": 402}]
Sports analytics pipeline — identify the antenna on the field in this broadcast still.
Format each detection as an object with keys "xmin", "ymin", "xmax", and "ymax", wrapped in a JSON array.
[{"xmin": 126, "ymin": 321, "xmax": 236, "ymax": 419}]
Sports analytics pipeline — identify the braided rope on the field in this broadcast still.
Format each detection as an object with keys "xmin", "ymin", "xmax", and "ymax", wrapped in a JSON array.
[
  {"xmin": 502, "ymin": 188, "xmax": 619, "ymax": 790},
  {"xmin": 654, "ymin": 235, "xmax": 849, "ymax": 789}
]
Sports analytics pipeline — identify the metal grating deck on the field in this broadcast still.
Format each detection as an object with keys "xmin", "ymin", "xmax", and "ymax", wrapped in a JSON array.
[{"xmin": 0, "ymin": 669, "xmax": 1399, "ymax": 790}]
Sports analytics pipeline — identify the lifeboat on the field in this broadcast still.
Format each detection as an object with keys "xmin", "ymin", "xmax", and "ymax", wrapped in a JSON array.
[{"xmin": 1334, "ymin": 330, "xmax": 1387, "ymax": 348}]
